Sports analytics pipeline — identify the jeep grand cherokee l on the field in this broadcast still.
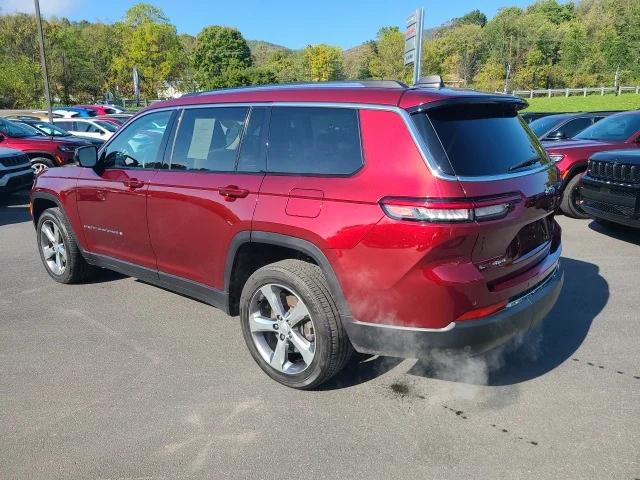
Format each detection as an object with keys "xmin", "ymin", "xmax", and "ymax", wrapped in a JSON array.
[{"xmin": 31, "ymin": 81, "xmax": 564, "ymax": 389}]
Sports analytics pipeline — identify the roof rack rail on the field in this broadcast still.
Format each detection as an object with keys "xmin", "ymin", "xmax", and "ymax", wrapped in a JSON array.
[
  {"xmin": 415, "ymin": 75, "xmax": 445, "ymax": 88},
  {"xmin": 182, "ymin": 80, "xmax": 409, "ymax": 97}
]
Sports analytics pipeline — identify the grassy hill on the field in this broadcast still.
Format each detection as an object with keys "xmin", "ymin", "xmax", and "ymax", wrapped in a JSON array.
[{"xmin": 522, "ymin": 93, "xmax": 640, "ymax": 112}]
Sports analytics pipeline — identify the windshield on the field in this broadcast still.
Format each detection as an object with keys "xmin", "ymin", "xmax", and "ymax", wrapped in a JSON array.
[
  {"xmin": 529, "ymin": 115, "xmax": 568, "ymax": 136},
  {"xmin": 31, "ymin": 121, "xmax": 72, "ymax": 136},
  {"xmin": 95, "ymin": 121, "xmax": 117, "ymax": 132},
  {"xmin": 0, "ymin": 118, "xmax": 40, "ymax": 138},
  {"xmin": 574, "ymin": 113, "xmax": 640, "ymax": 142},
  {"xmin": 412, "ymin": 103, "xmax": 551, "ymax": 177}
]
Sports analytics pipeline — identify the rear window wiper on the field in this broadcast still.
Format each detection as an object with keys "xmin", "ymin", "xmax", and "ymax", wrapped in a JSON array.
[{"xmin": 508, "ymin": 156, "xmax": 542, "ymax": 172}]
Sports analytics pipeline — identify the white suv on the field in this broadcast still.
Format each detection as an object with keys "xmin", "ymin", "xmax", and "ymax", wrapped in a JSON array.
[{"xmin": 52, "ymin": 119, "xmax": 117, "ymax": 141}]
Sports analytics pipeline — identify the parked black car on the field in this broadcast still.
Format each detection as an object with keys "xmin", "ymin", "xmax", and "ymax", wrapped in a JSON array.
[
  {"xmin": 529, "ymin": 112, "xmax": 611, "ymax": 141},
  {"xmin": 0, "ymin": 146, "xmax": 33, "ymax": 194},
  {"xmin": 581, "ymin": 149, "xmax": 640, "ymax": 228}
]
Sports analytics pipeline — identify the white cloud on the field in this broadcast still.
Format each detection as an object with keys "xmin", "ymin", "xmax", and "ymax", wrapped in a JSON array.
[{"xmin": 0, "ymin": 0, "xmax": 84, "ymax": 17}]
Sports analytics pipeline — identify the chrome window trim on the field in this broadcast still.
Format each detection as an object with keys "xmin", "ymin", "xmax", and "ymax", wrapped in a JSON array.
[{"xmin": 102, "ymin": 101, "xmax": 555, "ymax": 182}]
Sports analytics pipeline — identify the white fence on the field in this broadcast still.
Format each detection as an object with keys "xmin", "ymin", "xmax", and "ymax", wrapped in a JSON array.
[{"xmin": 511, "ymin": 86, "xmax": 640, "ymax": 98}]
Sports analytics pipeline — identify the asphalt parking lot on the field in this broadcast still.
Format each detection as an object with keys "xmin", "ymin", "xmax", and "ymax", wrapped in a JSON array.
[{"xmin": 1, "ymin": 191, "xmax": 638, "ymax": 480}]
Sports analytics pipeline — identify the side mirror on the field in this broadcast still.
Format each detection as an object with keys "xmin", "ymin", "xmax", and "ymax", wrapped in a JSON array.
[
  {"xmin": 549, "ymin": 130, "xmax": 566, "ymax": 140},
  {"xmin": 0, "ymin": 133, "xmax": 4, "ymax": 142},
  {"xmin": 75, "ymin": 145, "xmax": 98, "ymax": 168}
]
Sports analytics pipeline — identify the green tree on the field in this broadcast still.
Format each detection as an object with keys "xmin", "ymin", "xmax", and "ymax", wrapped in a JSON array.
[
  {"xmin": 454, "ymin": 9, "xmax": 488, "ymax": 27},
  {"xmin": 111, "ymin": 5, "xmax": 183, "ymax": 97},
  {"xmin": 123, "ymin": 3, "xmax": 170, "ymax": 27},
  {"xmin": 303, "ymin": 44, "xmax": 343, "ymax": 81},
  {"xmin": 369, "ymin": 27, "xmax": 411, "ymax": 83},
  {"xmin": 193, "ymin": 26, "xmax": 252, "ymax": 88}
]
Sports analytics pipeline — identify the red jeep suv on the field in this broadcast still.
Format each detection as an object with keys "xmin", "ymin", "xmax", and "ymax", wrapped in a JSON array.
[
  {"xmin": 0, "ymin": 118, "xmax": 92, "ymax": 174},
  {"xmin": 31, "ymin": 81, "xmax": 564, "ymax": 389}
]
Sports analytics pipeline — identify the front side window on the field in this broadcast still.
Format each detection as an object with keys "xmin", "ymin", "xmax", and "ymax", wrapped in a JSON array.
[
  {"xmin": 171, "ymin": 107, "xmax": 249, "ymax": 172},
  {"xmin": 267, "ymin": 107, "xmax": 363, "ymax": 175},
  {"xmin": 102, "ymin": 110, "xmax": 172, "ymax": 169},
  {"xmin": 95, "ymin": 121, "xmax": 117, "ymax": 132},
  {"xmin": 557, "ymin": 118, "xmax": 592, "ymax": 138},
  {"xmin": 413, "ymin": 102, "xmax": 551, "ymax": 177}
]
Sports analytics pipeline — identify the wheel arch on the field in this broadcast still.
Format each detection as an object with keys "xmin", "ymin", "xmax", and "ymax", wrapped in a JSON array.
[
  {"xmin": 225, "ymin": 231, "xmax": 351, "ymax": 318},
  {"xmin": 561, "ymin": 161, "xmax": 588, "ymax": 190}
]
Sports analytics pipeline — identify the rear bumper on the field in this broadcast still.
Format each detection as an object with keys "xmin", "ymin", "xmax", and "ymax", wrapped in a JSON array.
[
  {"xmin": 0, "ymin": 168, "xmax": 34, "ymax": 193},
  {"xmin": 344, "ymin": 265, "xmax": 563, "ymax": 357}
]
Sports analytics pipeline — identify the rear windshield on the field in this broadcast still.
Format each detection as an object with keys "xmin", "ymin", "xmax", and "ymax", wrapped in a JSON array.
[{"xmin": 412, "ymin": 103, "xmax": 551, "ymax": 177}]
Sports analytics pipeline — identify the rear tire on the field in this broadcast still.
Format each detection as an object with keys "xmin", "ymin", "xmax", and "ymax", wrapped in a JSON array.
[
  {"xmin": 240, "ymin": 259, "xmax": 352, "ymax": 389},
  {"xmin": 560, "ymin": 173, "xmax": 589, "ymax": 219},
  {"xmin": 36, "ymin": 207, "xmax": 93, "ymax": 284}
]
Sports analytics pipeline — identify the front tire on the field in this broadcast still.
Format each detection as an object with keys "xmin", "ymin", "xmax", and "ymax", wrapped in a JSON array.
[
  {"xmin": 560, "ymin": 173, "xmax": 589, "ymax": 219},
  {"xmin": 240, "ymin": 259, "xmax": 352, "ymax": 389},
  {"xmin": 31, "ymin": 157, "xmax": 55, "ymax": 175},
  {"xmin": 36, "ymin": 207, "xmax": 93, "ymax": 284}
]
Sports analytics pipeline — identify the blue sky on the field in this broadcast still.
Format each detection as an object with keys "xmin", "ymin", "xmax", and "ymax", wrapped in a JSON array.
[{"xmin": 1, "ymin": 0, "xmax": 539, "ymax": 49}]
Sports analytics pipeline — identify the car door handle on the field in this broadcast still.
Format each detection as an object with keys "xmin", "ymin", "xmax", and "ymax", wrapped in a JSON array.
[
  {"xmin": 123, "ymin": 178, "xmax": 145, "ymax": 189},
  {"xmin": 219, "ymin": 185, "xmax": 249, "ymax": 201}
]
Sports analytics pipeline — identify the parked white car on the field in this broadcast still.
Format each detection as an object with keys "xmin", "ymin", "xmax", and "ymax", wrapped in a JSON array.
[{"xmin": 52, "ymin": 119, "xmax": 117, "ymax": 141}]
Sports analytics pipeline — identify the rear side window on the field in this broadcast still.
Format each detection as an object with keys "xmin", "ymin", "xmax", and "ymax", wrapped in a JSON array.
[
  {"xmin": 413, "ymin": 103, "xmax": 550, "ymax": 177},
  {"xmin": 267, "ymin": 107, "xmax": 362, "ymax": 175},
  {"xmin": 56, "ymin": 121, "xmax": 74, "ymax": 131},
  {"xmin": 171, "ymin": 107, "xmax": 248, "ymax": 172}
]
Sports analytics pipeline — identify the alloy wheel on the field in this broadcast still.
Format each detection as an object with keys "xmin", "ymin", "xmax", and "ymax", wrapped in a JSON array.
[
  {"xmin": 32, "ymin": 162, "xmax": 48, "ymax": 175},
  {"xmin": 248, "ymin": 283, "xmax": 316, "ymax": 375},
  {"xmin": 40, "ymin": 219, "xmax": 67, "ymax": 275}
]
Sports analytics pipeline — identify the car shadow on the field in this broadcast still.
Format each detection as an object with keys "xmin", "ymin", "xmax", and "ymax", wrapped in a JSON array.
[
  {"xmin": 0, "ymin": 192, "xmax": 31, "ymax": 226},
  {"xmin": 319, "ymin": 354, "xmax": 405, "ymax": 390},
  {"xmin": 587, "ymin": 220, "xmax": 640, "ymax": 246},
  {"xmin": 406, "ymin": 257, "xmax": 608, "ymax": 386}
]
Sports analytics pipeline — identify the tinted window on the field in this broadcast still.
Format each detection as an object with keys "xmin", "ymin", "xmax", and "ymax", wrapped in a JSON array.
[
  {"xmin": 267, "ymin": 107, "xmax": 362, "ymax": 175},
  {"xmin": 237, "ymin": 107, "xmax": 268, "ymax": 173},
  {"xmin": 575, "ymin": 113, "xmax": 640, "ymax": 142},
  {"xmin": 171, "ymin": 107, "xmax": 248, "ymax": 172},
  {"xmin": 529, "ymin": 115, "xmax": 567, "ymax": 136},
  {"xmin": 0, "ymin": 119, "xmax": 37, "ymax": 138},
  {"xmin": 413, "ymin": 103, "xmax": 551, "ymax": 177},
  {"xmin": 557, "ymin": 117, "xmax": 592, "ymax": 138},
  {"xmin": 102, "ymin": 110, "xmax": 172, "ymax": 169},
  {"xmin": 95, "ymin": 120, "xmax": 117, "ymax": 132},
  {"xmin": 56, "ymin": 121, "xmax": 74, "ymax": 131}
]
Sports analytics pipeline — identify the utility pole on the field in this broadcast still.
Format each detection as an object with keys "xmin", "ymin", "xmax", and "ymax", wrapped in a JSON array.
[
  {"xmin": 614, "ymin": 64, "xmax": 620, "ymax": 95},
  {"xmin": 504, "ymin": 35, "xmax": 513, "ymax": 94},
  {"xmin": 34, "ymin": 0, "xmax": 53, "ymax": 123}
]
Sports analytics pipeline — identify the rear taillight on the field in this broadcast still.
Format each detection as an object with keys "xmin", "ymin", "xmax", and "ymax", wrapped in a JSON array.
[
  {"xmin": 456, "ymin": 300, "xmax": 508, "ymax": 321},
  {"xmin": 380, "ymin": 195, "xmax": 519, "ymax": 223}
]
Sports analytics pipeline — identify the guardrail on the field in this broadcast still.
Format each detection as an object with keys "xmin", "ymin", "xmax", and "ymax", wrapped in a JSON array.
[
  {"xmin": 511, "ymin": 86, "xmax": 640, "ymax": 98},
  {"xmin": 120, "ymin": 98, "xmax": 163, "ymax": 109}
]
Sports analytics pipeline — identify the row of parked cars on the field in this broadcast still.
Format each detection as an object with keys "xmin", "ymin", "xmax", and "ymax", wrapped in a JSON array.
[
  {"xmin": 522, "ymin": 109, "xmax": 640, "ymax": 227},
  {"xmin": 0, "ymin": 105, "xmax": 131, "ymax": 187}
]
